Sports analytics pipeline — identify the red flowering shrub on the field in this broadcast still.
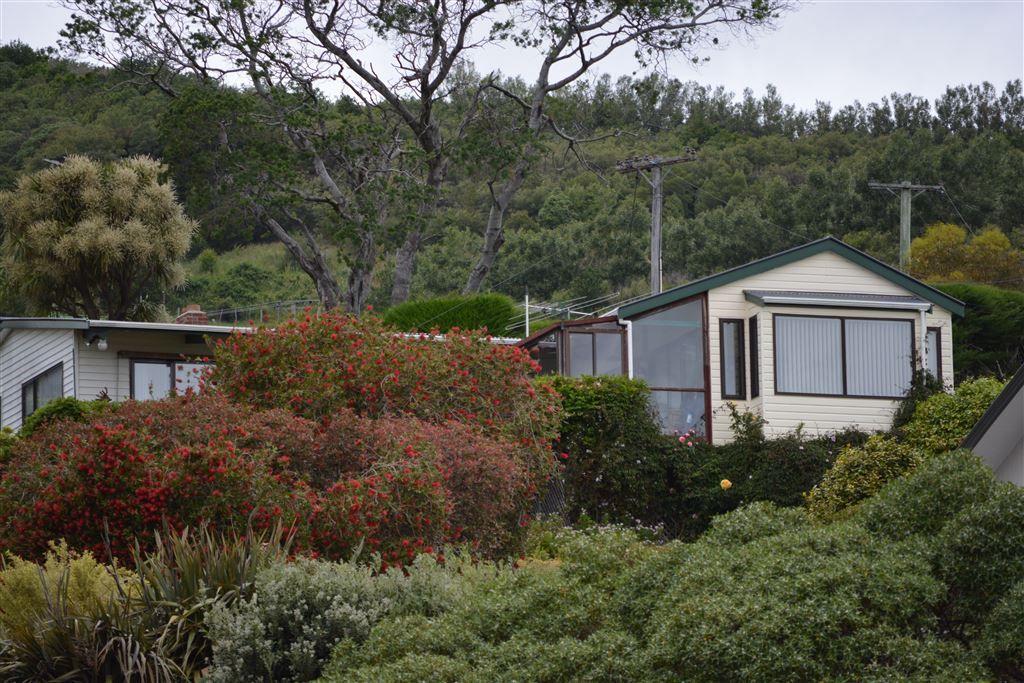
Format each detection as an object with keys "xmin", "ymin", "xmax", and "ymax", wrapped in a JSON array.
[
  {"xmin": 0, "ymin": 410, "xmax": 310, "ymax": 562},
  {"xmin": 311, "ymin": 411, "xmax": 534, "ymax": 556},
  {"xmin": 207, "ymin": 312, "xmax": 560, "ymax": 458}
]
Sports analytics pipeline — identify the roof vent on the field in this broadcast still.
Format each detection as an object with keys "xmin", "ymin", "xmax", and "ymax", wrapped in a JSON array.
[{"xmin": 175, "ymin": 304, "xmax": 209, "ymax": 325}]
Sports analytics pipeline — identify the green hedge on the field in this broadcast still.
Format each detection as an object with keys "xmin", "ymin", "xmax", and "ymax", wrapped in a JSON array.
[
  {"xmin": 544, "ymin": 375, "xmax": 841, "ymax": 538},
  {"xmin": 382, "ymin": 294, "xmax": 518, "ymax": 336},
  {"xmin": 936, "ymin": 282, "xmax": 1024, "ymax": 381}
]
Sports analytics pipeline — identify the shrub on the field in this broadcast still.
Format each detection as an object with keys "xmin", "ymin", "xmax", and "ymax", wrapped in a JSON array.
[
  {"xmin": 309, "ymin": 411, "xmax": 534, "ymax": 558},
  {"xmin": 18, "ymin": 396, "xmax": 110, "ymax": 438},
  {"xmin": 975, "ymin": 578, "xmax": 1024, "ymax": 681},
  {"xmin": 0, "ymin": 396, "xmax": 311, "ymax": 562},
  {"xmin": 807, "ymin": 379, "xmax": 1003, "ymax": 521},
  {"xmin": 382, "ymin": 293, "xmax": 518, "ymax": 336},
  {"xmin": 701, "ymin": 501, "xmax": 808, "ymax": 547},
  {"xmin": 805, "ymin": 435, "xmax": 925, "ymax": 520},
  {"xmin": 0, "ymin": 541, "xmax": 125, "ymax": 635},
  {"xmin": 935, "ymin": 282, "xmax": 1024, "ymax": 381},
  {"xmin": 644, "ymin": 523, "xmax": 980, "ymax": 681},
  {"xmin": 209, "ymin": 312, "xmax": 560, "ymax": 497},
  {"xmin": 205, "ymin": 559, "xmax": 387, "ymax": 682},
  {"xmin": 934, "ymin": 482, "xmax": 1024, "ymax": 631},
  {"xmin": 0, "ymin": 524, "xmax": 289, "ymax": 681},
  {"xmin": 900, "ymin": 376, "xmax": 1005, "ymax": 452},
  {"xmin": 859, "ymin": 450, "xmax": 997, "ymax": 541},
  {"xmin": 540, "ymin": 375, "xmax": 670, "ymax": 525},
  {"xmin": 891, "ymin": 366, "xmax": 946, "ymax": 430}
]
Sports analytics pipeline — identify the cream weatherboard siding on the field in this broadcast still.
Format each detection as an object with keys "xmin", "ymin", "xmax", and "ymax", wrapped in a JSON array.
[
  {"xmin": 0, "ymin": 329, "xmax": 76, "ymax": 430},
  {"xmin": 77, "ymin": 330, "xmax": 212, "ymax": 402},
  {"xmin": 706, "ymin": 250, "xmax": 955, "ymax": 444}
]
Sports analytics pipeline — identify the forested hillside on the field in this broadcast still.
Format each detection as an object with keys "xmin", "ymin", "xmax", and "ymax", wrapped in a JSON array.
[{"xmin": 1, "ymin": 41, "xmax": 1022, "ymax": 314}]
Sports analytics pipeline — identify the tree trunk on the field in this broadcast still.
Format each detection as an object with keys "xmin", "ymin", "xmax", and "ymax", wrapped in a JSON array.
[
  {"xmin": 464, "ymin": 160, "xmax": 527, "ymax": 293},
  {"xmin": 390, "ymin": 230, "xmax": 421, "ymax": 305},
  {"xmin": 344, "ymin": 230, "xmax": 376, "ymax": 313},
  {"xmin": 259, "ymin": 209, "xmax": 343, "ymax": 310}
]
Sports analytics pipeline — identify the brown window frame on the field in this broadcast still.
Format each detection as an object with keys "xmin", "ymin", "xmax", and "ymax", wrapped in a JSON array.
[
  {"xmin": 772, "ymin": 314, "xmax": 916, "ymax": 400},
  {"xmin": 749, "ymin": 315, "xmax": 760, "ymax": 399},
  {"xmin": 719, "ymin": 319, "xmax": 746, "ymax": 400},
  {"xmin": 926, "ymin": 326, "xmax": 943, "ymax": 380}
]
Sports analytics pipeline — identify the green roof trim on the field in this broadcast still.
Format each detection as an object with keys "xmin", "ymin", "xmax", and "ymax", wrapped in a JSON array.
[{"xmin": 618, "ymin": 236, "xmax": 966, "ymax": 319}]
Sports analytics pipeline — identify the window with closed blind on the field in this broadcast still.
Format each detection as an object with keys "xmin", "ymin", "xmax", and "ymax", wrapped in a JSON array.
[{"xmin": 774, "ymin": 315, "xmax": 914, "ymax": 398}]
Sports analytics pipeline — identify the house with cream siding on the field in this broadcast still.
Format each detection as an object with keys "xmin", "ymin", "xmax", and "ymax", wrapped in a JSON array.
[
  {"xmin": 520, "ymin": 236, "xmax": 964, "ymax": 444},
  {"xmin": 0, "ymin": 313, "xmax": 248, "ymax": 430}
]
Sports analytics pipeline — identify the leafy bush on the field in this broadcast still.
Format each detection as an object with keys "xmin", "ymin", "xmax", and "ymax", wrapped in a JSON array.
[
  {"xmin": 0, "ymin": 524, "xmax": 289, "ymax": 681},
  {"xmin": 0, "ymin": 541, "xmax": 125, "ymax": 635},
  {"xmin": 0, "ymin": 395, "xmax": 311, "ymax": 562},
  {"xmin": 205, "ymin": 559, "xmax": 386, "ymax": 682},
  {"xmin": 545, "ymin": 376, "xmax": 838, "ymax": 537},
  {"xmin": 807, "ymin": 378, "xmax": 1004, "ymax": 520},
  {"xmin": 900, "ymin": 376, "xmax": 1005, "ymax": 452},
  {"xmin": 382, "ymin": 293, "xmax": 518, "ymax": 336},
  {"xmin": 975, "ymin": 579, "xmax": 1024, "ymax": 681},
  {"xmin": 936, "ymin": 282, "xmax": 1024, "ymax": 381},
  {"xmin": 805, "ymin": 435, "xmax": 925, "ymax": 520},
  {"xmin": 209, "ymin": 311, "xmax": 560, "ymax": 482},
  {"xmin": 934, "ymin": 481, "xmax": 1024, "ymax": 630},
  {"xmin": 859, "ymin": 450, "xmax": 997, "ymax": 541},
  {"xmin": 18, "ymin": 396, "xmax": 110, "ymax": 438},
  {"xmin": 644, "ymin": 523, "xmax": 977, "ymax": 682},
  {"xmin": 701, "ymin": 501, "xmax": 808, "ymax": 547}
]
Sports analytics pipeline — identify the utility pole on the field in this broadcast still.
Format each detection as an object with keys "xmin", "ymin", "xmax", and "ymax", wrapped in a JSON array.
[
  {"xmin": 616, "ymin": 150, "xmax": 698, "ymax": 294},
  {"xmin": 867, "ymin": 180, "xmax": 944, "ymax": 270}
]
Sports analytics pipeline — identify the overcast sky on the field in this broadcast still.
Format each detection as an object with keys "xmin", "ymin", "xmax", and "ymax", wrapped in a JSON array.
[{"xmin": 0, "ymin": 0, "xmax": 1021, "ymax": 110}]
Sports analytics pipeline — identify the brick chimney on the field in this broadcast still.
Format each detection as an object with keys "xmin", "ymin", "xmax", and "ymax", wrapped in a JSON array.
[{"xmin": 175, "ymin": 303, "xmax": 209, "ymax": 325}]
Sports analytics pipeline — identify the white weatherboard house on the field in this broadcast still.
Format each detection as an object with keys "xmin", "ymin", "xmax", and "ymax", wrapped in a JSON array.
[
  {"xmin": 0, "ymin": 309, "xmax": 247, "ymax": 430},
  {"xmin": 962, "ymin": 367, "xmax": 1024, "ymax": 486},
  {"xmin": 521, "ymin": 236, "xmax": 964, "ymax": 444}
]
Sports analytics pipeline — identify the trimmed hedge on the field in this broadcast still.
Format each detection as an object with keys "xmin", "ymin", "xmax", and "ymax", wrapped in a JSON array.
[
  {"xmin": 382, "ymin": 293, "xmax": 518, "ymax": 336},
  {"xmin": 935, "ymin": 282, "xmax": 1024, "ymax": 381}
]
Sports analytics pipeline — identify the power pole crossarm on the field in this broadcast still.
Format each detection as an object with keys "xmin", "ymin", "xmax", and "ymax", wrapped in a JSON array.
[
  {"xmin": 867, "ymin": 180, "xmax": 944, "ymax": 270},
  {"xmin": 616, "ymin": 148, "xmax": 698, "ymax": 295}
]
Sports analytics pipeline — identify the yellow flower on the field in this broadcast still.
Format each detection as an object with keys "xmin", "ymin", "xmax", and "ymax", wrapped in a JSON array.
[{"xmin": 720, "ymin": 479, "xmax": 733, "ymax": 490}]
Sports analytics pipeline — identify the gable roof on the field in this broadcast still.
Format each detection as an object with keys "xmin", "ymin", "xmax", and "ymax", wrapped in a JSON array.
[
  {"xmin": 617, "ymin": 236, "xmax": 966, "ymax": 319},
  {"xmin": 962, "ymin": 366, "xmax": 1024, "ymax": 450}
]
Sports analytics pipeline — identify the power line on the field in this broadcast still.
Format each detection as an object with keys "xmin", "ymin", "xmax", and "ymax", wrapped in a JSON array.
[{"xmin": 940, "ymin": 185, "xmax": 976, "ymax": 235}]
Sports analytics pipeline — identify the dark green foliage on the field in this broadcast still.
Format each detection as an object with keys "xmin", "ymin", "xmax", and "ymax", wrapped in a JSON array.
[
  {"xmin": 18, "ymin": 396, "xmax": 110, "ymax": 438},
  {"xmin": 976, "ymin": 579, "xmax": 1024, "ymax": 681},
  {"xmin": 382, "ymin": 293, "xmax": 518, "ymax": 335},
  {"xmin": 860, "ymin": 450, "xmax": 997, "ymax": 541},
  {"xmin": 936, "ymin": 282, "xmax": 1024, "ymax": 380},
  {"xmin": 545, "ymin": 376, "xmax": 838, "ymax": 538},
  {"xmin": 935, "ymin": 482, "xmax": 1024, "ymax": 630},
  {"xmin": 892, "ymin": 365, "xmax": 946, "ymax": 430},
  {"xmin": 808, "ymin": 378, "xmax": 1004, "ymax": 519}
]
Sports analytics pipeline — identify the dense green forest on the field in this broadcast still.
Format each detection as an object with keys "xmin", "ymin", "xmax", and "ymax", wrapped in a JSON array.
[{"xmin": 1, "ymin": 41, "xmax": 1022, "ymax": 315}]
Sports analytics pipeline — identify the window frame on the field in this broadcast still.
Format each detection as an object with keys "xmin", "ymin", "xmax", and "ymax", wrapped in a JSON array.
[
  {"xmin": 21, "ymin": 362, "xmax": 64, "ymax": 422},
  {"xmin": 772, "ymin": 313, "xmax": 915, "ymax": 400},
  {"xmin": 627, "ymin": 293, "xmax": 711, "ymax": 440},
  {"xmin": 563, "ymin": 327, "xmax": 627, "ymax": 378},
  {"xmin": 926, "ymin": 327, "xmax": 943, "ymax": 381},
  {"xmin": 719, "ymin": 318, "xmax": 746, "ymax": 400},
  {"xmin": 129, "ymin": 357, "xmax": 213, "ymax": 400},
  {"xmin": 749, "ymin": 315, "xmax": 760, "ymax": 399}
]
